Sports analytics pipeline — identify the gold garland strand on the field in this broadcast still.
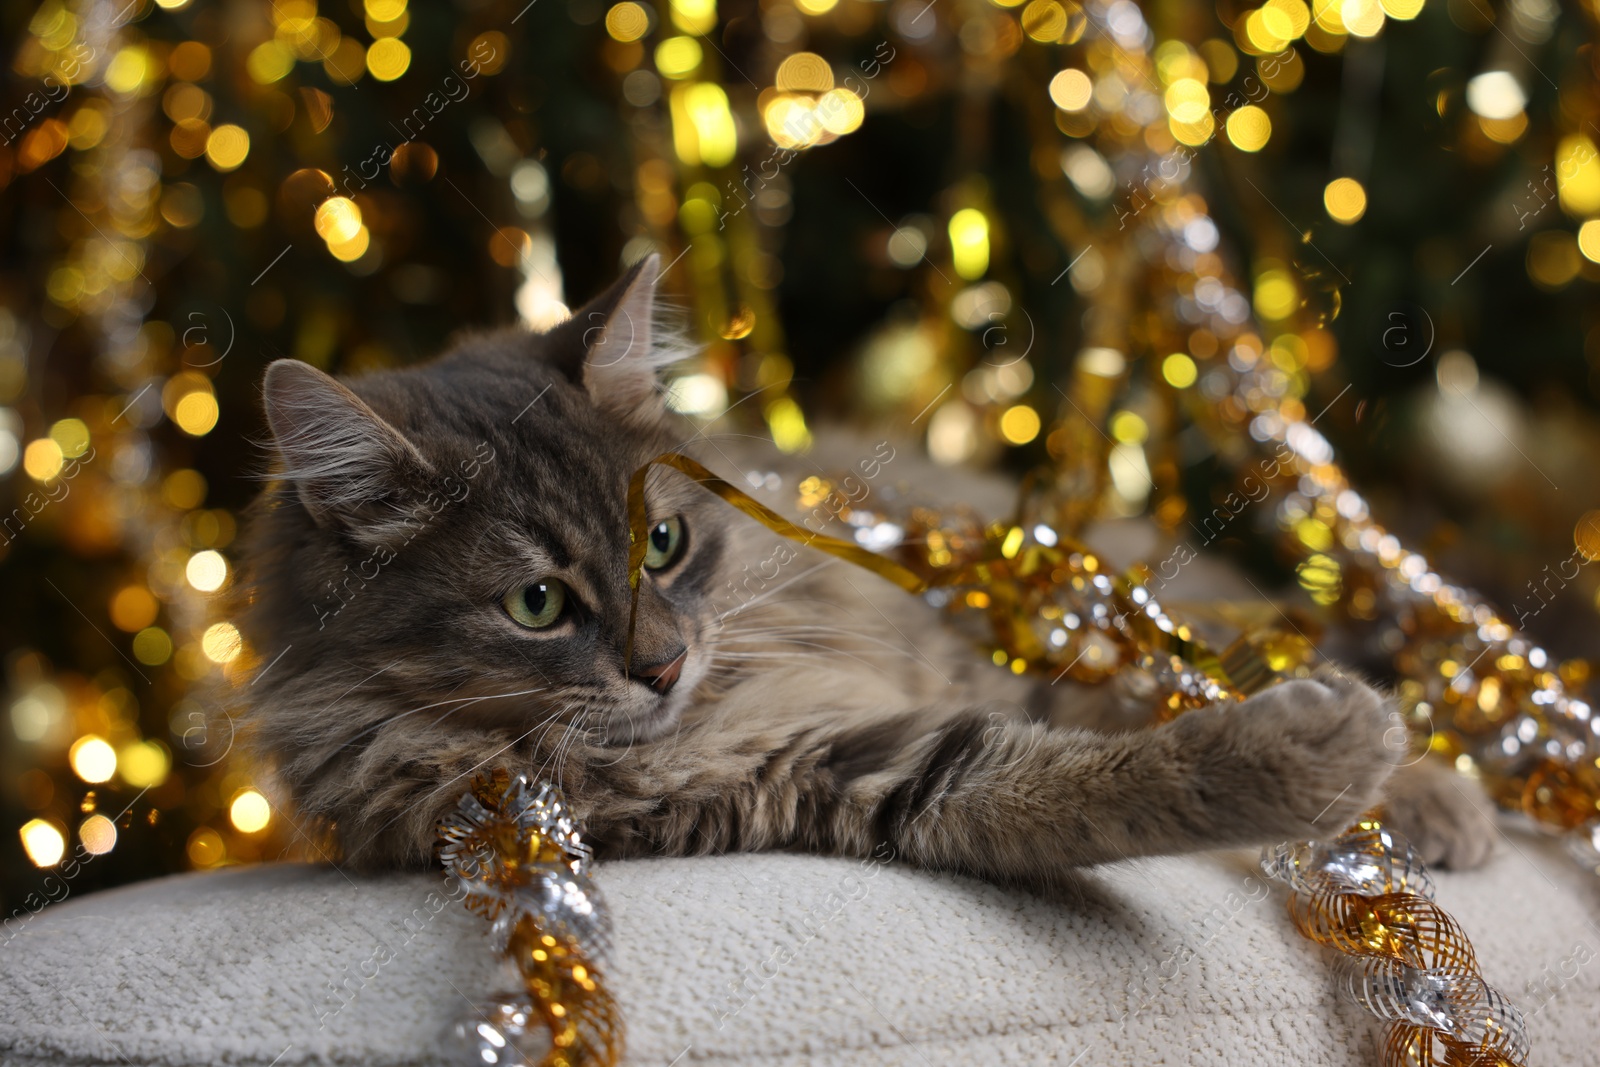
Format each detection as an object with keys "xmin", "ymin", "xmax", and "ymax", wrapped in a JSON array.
[
  {"xmin": 437, "ymin": 770, "xmax": 621, "ymax": 1067},
  {"xmin": 1262, "ymin": 818, "xmax": 1530, "ymax": 1066}
]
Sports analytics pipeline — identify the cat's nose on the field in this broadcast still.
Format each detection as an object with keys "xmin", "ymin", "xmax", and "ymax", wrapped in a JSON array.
[{"xmin": 632, "ymin": 647, "xmax": 687, "ymax": 696}]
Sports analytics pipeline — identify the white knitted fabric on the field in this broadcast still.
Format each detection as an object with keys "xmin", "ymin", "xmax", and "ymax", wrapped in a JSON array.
[{"xmin": 2, "ymin": 830, "xmax": 1595, "ymax": 1065}]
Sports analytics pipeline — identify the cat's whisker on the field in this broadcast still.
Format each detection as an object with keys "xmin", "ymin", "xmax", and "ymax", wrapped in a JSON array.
[
  {"xmin": 711, "ymin": 560, "xmax": 840, "ymax": 623},
  {"xmin": 714, "ymin": 626, "xmax": 927, "ymax": 663},
  {"xmin": 330, "ymin": 684, "xmax": 551, "ymax": 752}
]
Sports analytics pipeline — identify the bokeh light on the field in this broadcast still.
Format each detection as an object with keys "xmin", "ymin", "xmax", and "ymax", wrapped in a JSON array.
[
  {"xmin": 366, "ymin": 37, "xmax": 411, "ymax": 81},
  {"xmin": 69, "ymin": 735, "xmax": 117, "ymax": 783},
  {"xmin": 1323, "ymin": 177, "xmax": 1367, "ymax": 223},
  {"xmin": 1226, "ymin": 105, "xmax": 1271, "ymax": 151},
  {"xmin": 230, "ymin": 789, "xmax": 272, "ymax": 833},
  {"xmin": 201, "ymin": 621, "xmax": 243, "ymax": 664},
  {"xmin": 999, "ymin": 405, "xmax": 1041, "ymax": 444},
  {"xmin": 204, "ymin": 124, "xmax": 250, "ymax": 171},
  {"xmin": 79, "ymin": 814, "xmax": 117, "ymax": 856},
  {"xmin": 20, "ymin": 819, "xmax": 65, "ymax": 868}
]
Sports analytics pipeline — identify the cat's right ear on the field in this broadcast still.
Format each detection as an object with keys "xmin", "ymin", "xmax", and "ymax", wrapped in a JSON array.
[{"xmin": 262, "ymin": 359, "xmax": 435, "ymax": 543}]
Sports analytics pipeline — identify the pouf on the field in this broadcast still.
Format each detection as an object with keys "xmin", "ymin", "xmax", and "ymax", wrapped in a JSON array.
[{"xmin": 2, "ymin": 829, "xmax": 1596, "ymax": 1065}]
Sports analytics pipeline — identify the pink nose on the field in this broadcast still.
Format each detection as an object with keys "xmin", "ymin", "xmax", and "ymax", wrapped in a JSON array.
[{"xmin": 633, "ymin": 648, "xmax": 687, "ymax": 695}]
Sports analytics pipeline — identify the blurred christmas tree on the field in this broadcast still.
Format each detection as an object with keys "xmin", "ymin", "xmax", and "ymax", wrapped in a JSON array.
[{"xmin": 3, "ymin": 0, "xmax": 1598, "ymax": 912}]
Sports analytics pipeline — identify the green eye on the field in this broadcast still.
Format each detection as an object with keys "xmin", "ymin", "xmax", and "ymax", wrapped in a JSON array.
[
  {"xmin": 644, "ymin": 516, "xmax": 686, "ymax": 571},
  {"xmin": 504, "ymin": 579, "xmax": 567, "ymax": 629}
]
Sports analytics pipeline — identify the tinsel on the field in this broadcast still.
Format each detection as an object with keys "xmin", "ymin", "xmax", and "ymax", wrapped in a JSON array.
[
  {"xmin": 1262, "ymin": 819, "xmax": 1530, "ymax": 1066},
  {"xmin": 437, "ymin": 770, "xmax": 621, "ymax": 1067}
]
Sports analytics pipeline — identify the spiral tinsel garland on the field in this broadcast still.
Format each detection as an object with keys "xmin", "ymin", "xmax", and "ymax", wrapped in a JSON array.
[
  {"xmin": 437, "ymin": 771, "xmax": 621, "ymax": 1067},
  {"xmin": 1262, "ymin": 820, "xmax": 1530, "ymax": 1066}
]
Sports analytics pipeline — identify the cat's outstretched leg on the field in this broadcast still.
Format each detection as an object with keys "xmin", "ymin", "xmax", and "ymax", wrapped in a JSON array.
[
  {"xmin": 870, "ymin": 666, "xmax": 1402, "ymax": 886},
  {"xmin": 584, "ymin": 667, "xmax": 1402, "ymax": 889}
]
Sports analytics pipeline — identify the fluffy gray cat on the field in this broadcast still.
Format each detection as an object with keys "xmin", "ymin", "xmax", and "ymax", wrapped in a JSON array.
[{"xmin": 236, "ymin": 254, "xmax": 1494, "ymax": 885}]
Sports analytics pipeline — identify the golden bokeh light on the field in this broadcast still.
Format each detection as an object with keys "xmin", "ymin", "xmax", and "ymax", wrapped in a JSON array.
[
  {"xmin": 79, "ymin": 814, "xmax": 117, "ymax": 856},
  {"xmin": 201, "ymin": 621, "xmax": 243, "ymax": 664},
  {"xmin": 329, "ymin": 227, "xmax": 372, "ymax": 262},
  {"xmin": 204, "ymin": 124, "xmax": 250, "ymax": 171},
  {"xmin": 105, "ymin": 45, "xmax": 154, "ymax": 96},
  {"xmin": 1243, "ymin": 10, "xmax": 1287, "ymax": 52},
  {"xmin": 655, "ymin": 37, "xmax": 703, "ymax": 79},
  {"xmin": 1263, "ymin": 0, "xmax": 1311, "ymax": 38},
  {"xmin": 671, "ymin": 0, "xmax": 718, "ymax": 33},
  {"xmin": 366, "ymin": 37, "xmax": 411, "ymax": 81},
  {"xmin": 110, "ymin": 586, "xmax": 160, "ymax": 632},
  {"xmin": 999, "ymin": 405, "xmax": 1041, "ymax": 445},
  {"xmin": 1226, "ymin": 105, "xmax": 1271, "ymax": 151},
  {"xmin": 764, "ymin": 95, "xmax": 819, "ymax": 149},
  {"xmin": 1341, "ymin": 0, "xmax": 1385, "ymax": 36},
  {"xmin": 1170, "ymin": 111, "xmax": 1216, "ymax": 147},
  {"xmin": 20, "ymin": 819, "xmax": 65, "ymax": 868},
  {"xmin": 315, "ymin": 196, "xmax": 363, "ymax": 243},
  {"xmin": 49, "ymin": 417, "xmax": 90, "ymax": 457},
  {"xmin": 605, "ymin": 2, "xmax": 650, "ymax": 41},
  {"xmin": 1254, "ymin": 268, "xmax": 1300, "ymax": 319},
  {"xmin": 1021, "ymin": 0, "xmax": 1068, "ymax": 42},
  {"xmin": 133, "ymin": 626, "xmax": 174, "ymax": 666},
  {"xmin": 174, "ymin": 391, "xmax": 220, "ymax": 436},
  {"xmin": 1556, "ymin": 135, "xmax": 1600, "ymax": 217},
  {"xmin": 1049, "ymin": 69, "xmax": 1093, "ymax": 111},
  {"xmin": 1578, "ymin": 220, "xmax": 1600, "ymax": 265},
  {"xmin": 1110, "ymin": 410, "xmax": 1149, "ymax": 444},
  {"xmin": 776, "ymin": 52, "xmax": 834, "ymax": 92},
  {"xmin": 119, "ymin": 740, "xmax": 171, "ymax": 788},
  {"xmin": 187, "ymin": 827, "xmax": 226, "ymax": 867},
  {"xmin": 816, "ymin": 88, "xmax": 864, "ymax": 135},
  {"xmin": 1162, "ymin": 352, "xmax": 1198, "ymax": 388},
  {"xmin": 948, "ymin": 208, "xmax": 990, "ymax": 280},
  {"xmin": 22, "ymin": 438, "xmax": 64, "ymax": 481},
  {"xmin": 682, "ymin": 83, "xmax": 737, "ymax": 165},
  {"xmin": 230, "ymin": 789, "xmax": 273, "ymax": 833},
  {"xmin": 1323, "ymin": 176, "xmax": 1367, "ymax": 223},
  {"xmin": 247, "ymin": 40, "xmax": 295, "ymax": 84},
  {"xmin": 186, "ymin": 549, "xmax": 228, "ymax": 592},
  {"xmin": 1164, "ymin": 78, "xmax": 1209, "ymax": 123},
  {"xmin": 69, "ymin": 735, "xmax": 117, "ymax": 783}
]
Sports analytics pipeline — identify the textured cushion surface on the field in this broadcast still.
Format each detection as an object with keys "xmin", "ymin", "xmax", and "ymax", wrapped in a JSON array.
[{"xmin": 2, "ymin": 830, "xmax": 1597, "ymax": 1065}]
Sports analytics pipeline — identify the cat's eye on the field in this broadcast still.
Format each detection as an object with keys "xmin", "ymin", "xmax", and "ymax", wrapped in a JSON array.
[
  {"xmin": 643, "ymin": 515, "xmax": 686, "ymax": 571},
  {"xmin": 503, "ymin": 579, "xmax": 567, "ymax": 629}
]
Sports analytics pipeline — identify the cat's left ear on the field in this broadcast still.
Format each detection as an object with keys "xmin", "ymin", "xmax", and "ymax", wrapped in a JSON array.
[{"xmin": 556, "ymin": 253, "xmax": 671, "ymax": 420}]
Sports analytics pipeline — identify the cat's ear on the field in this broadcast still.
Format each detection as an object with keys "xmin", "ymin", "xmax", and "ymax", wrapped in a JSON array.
[
  {"xmin": 261, "ymin": 359, "xmax": 435, "ymax": 541},
  {"xmin": 556, "ymin": 253, "xmax": 671, "ymax": 420}
]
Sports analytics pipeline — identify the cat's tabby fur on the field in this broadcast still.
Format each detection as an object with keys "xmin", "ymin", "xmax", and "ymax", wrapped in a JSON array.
[{"xmin": 236, "ymin": 255, "xmax": 1493, "ymax": 885}]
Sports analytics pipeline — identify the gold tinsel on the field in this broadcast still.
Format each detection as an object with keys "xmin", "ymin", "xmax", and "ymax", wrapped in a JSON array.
[{"xmin": 437, "ymin": 770, "xmax": 621, "ymax": 1067}]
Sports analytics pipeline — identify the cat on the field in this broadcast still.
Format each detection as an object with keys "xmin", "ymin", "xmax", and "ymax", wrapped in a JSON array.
[{"xmin": 235, "ymin": 253, "xmax": 1495, "ymax": 886}]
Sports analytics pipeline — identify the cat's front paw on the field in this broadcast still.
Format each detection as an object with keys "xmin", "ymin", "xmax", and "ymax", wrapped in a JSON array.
[
  {"xmin": 1210, "ymin": 666, "xmax": 1403, "ymax": 840},
  {"xmin": 1382, "ymin": 758, "xmax": 1497, "ymax": 870}
]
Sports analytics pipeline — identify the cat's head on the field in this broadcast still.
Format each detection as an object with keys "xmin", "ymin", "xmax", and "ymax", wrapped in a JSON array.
[{"xmin": 241, "ymin": 255, "xmax": 730, "ymax": 766}]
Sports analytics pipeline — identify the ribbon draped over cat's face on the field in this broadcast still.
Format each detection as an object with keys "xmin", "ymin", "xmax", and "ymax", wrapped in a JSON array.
[{"xmin": 252, "ymin": 253, "xmax": 725, "ymax": 746}]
